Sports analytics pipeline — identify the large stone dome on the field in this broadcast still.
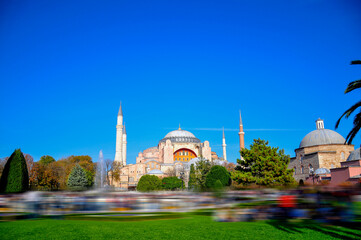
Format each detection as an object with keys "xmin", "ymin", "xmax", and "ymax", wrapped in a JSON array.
[
  {"xmin": 299, "ymin": 120, "xmax": 346, "ymax": 148},
  {"xmin": 160, "ymin": 128, "xmax": 200, "ymax": 143}
]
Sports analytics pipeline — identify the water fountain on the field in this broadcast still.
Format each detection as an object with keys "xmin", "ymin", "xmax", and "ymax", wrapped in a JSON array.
[{"xmin": 95, "ymin": 150, "xmax": 105, "ymax": 189}]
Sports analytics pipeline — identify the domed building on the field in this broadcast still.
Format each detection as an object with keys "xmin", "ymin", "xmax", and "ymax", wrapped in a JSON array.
[
  {"xmin": 112, "ymin": 103, "xmax": 220, "ymax": 189},
  {"xmin": 289, "ymin": 118, "xmax": 354, "ymax": 182}
]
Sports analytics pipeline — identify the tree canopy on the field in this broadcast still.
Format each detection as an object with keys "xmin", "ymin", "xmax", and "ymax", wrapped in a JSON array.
[
  {"xmin": 205, "ymin": 165, "xmax": 231, "ymax": 189},
  {"xmin": 137, "ymin": 175, "xmax": 162, "ymax": 192},
  {"xmin": 231, "ymin": 139, "xmax": 295, "ymax": 187},
  {"xmin": 162, "ymin": 176, "xmax": 183, "ymax": 190},
  {"xmin": 189, "ymin": 158, "xmax": 213, "ymax": 191},
  {"xmin": 39, "ymin": 155, "xmax": 55, "ymax": 166},
  {"xmin": 67, "ymin": 164, "xmax": 89, "ymax": 191},
  {"xmin": 335, "ymin": 60, "xmax": 361, "ymax": 144},
  {"xmin": 0, "ymin": 149, "xmax": 29, "ymax": 193}
]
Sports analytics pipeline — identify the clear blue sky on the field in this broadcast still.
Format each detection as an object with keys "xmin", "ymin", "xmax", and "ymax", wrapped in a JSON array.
[{"xmin": 1, "ymin": 0, "xmax": 360, "ymax": 164}]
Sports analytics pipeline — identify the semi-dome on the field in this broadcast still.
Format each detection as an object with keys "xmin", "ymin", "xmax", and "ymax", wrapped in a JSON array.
[
  {"xmin": 314, "ymin": 168, "xmax": 331, "ymax": 175},
  {"xmin": 160, "ymin": 127, "xmax": 200, "ymax": 143},
  {"xmin": 346, "ymin": 148, "xmax": 361, "ymax": 161},
  {"xmin": 299, "ymin": 119, "xmax": 345, "ymax": 148}
]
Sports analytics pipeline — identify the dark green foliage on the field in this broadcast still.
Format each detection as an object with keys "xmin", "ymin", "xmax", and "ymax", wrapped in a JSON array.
[
  {"xmin": 0, "ymin": 149, "xmax": 29, "ymax": 193},
  {"xmin": 232, "ymin": 139, "xmax": 295, "ymax": 186},
  {"xmin": 335, "ymin": 60, "xmax": 361, "ymax": 144},
  {"xmin": 205, "ymin": 165, "xmax": 231, "ymax": 188},
  {"xmin": 137, "ymin": 175, "xmax": 162, "ymax": 192},
  {"xmin": 39, "ymin": 155, "xmax": 55, "ymax": 166},
  {"xmin": 66, "ymin": 164, "xmax": 88, "ymax": 191},
  {"xmin": 162, "ymin": 176, "xmax": 183, "ymax": 190}
]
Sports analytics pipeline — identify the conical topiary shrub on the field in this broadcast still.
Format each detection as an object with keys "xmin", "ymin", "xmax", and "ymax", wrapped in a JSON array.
[
  {"xmin": 67, "ymin": 164, "xmax": 88, "ymax": 191},
  {"xmin": 0, "ymin": 149, "xmax": 29, "ymax": 193}
]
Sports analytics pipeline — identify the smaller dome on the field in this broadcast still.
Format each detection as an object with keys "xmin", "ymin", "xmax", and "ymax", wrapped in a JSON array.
[
  {"xmin": 147, "ymin": 169, "xmax": 164, "ymax": 175},
  {"xmin": 347, "ymin": 148, "xmax": 361, "ymax": 161},
  {"xmin": 314, "ymin": 168, "xmax": 331, "ymax": 175},
  {"xmin": 299, "ymin": 129, "xmax": 345, "ymax": 148}
]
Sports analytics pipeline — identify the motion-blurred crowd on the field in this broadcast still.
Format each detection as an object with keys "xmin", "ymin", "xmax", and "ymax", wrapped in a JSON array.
[{"xmin": 0, "ymin": 186, "xmax": 360, "ymax": 224}]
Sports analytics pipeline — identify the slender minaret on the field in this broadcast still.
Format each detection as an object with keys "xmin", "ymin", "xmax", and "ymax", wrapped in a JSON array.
[
  {"xmin": 122, "ymin": 124, "xmax": 127, "ymax": 166},
  {"xmin": 222, "ymin": 127, "xmax": 227, "ymax": 161},
  {"xmin": 114, "ymin": 102, "xmax": 123, "ymax": 164},
  {"xmin": 238, "ymin": 110, "xmax": 245, "ymax": 154}
]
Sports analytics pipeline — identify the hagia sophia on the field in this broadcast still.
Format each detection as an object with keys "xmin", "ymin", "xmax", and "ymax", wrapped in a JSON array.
[
  {"xmin": 112, "ymin": 102, "xmax": 361, "ymax": 189},
  {"xmin": 112, "ymin": 103, "xmax": 245, "ymax": 189}
]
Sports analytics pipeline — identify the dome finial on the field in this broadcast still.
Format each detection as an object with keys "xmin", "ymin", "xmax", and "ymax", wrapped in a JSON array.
[
  {"xmin": 179, "ymin": 123, "xmax": 181, "ymax": 130},
  {"xmin": 316, "ymin": 118, "xmax": 324, "ymax": 130}
]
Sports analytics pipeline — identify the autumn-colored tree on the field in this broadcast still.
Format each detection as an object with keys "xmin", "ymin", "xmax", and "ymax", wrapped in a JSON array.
[{"xmin": 110, "ymin": 161, "xmax": 122, "ymax": 185}]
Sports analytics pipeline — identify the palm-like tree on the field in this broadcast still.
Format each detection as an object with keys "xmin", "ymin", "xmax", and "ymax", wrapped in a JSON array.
[{"xmin": 335, "ymin": 60, "xmax": 361, "ymax": 144}]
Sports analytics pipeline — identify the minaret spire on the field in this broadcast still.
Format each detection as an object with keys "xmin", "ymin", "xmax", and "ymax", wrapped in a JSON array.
[
  {"xmin": 118, "ymin": 101, "xmax": 123, "ymax": 116},
  {"xmin": 238, "ymin": 110, "xmax": 245, "ymax": 156},
  {"xmin": 222, "ymin": 127, "xmax": 227, "ymax": 161},
  {"xmin": 115, "ymin": 102, "xmax": 124, "ymax": 164}
]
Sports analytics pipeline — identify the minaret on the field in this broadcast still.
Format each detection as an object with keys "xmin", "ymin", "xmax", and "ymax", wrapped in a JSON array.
[
  {"xmin": 222, "ymin": 127, "xmax": 227, "ymax": 161},
  {"xmin": 114, "ymin": 102, "xmax": 123, "ymax": 164},
  {"xmin": 122, "ymin": 124, "xmax": 127, "ymax": 166},
  {"xmin": 238, "ymin": 110, "xmax": 245, "ymax": 153}
]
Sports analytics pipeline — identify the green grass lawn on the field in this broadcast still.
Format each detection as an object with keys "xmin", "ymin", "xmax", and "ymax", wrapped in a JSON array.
[{"xmin": 0, "ymin": 215, "xmax": 360, "ymax": 240}]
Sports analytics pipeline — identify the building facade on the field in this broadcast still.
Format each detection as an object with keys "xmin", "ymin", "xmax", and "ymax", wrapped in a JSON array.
[{"xmin": 288, "ymin": 118, "xmax": 354, "ymax": 182}]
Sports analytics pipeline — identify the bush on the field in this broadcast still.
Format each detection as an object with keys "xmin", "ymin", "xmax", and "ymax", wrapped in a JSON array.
[
  {"xmin": 205, "ymin": 165, "xmax": 231, "ymax": 189},
  {"xmin": 67, "ymin": 164, "xmax": 88, "ymax": 191},
  {"xmin": 137, "ymin": 175, "xmax": 162, "ymax": 192},
  {"xmin": 0, "ymin": 149, "xmax": 29, "ymax": 193},
  {"xmin": 162, "ymin": 176, "xmax": 183, "ymax": 190}
]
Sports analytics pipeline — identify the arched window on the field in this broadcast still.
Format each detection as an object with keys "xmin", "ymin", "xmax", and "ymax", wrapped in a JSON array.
[
  {"xmin": 341, "ymin": 152, "xmax": 345, "ymax": 160},
  {"xmin": 293, "ymin": 167, "xmax": 296, "ymax": 175},
  {"xmin": 301, "ymin": 166, "xmax": 304, "ymax": 174}
]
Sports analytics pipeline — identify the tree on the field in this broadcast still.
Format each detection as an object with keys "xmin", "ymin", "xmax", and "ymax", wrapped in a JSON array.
[
  {"xmin": 188, "ymin": 164, "xmax": 196, "ymax": 189},
  {"xmin": 162, "ymin": 176, "xmax": 183, "ymax": 190},
  {"xmin": 39, "ymin": 155, "xmax": 55, "ymax": 166},
  {"xmin": 205, "ymin": 165, "xmax": 231, "ymax": 189},
  {"xmin": 67, "ymin": 164, "xmax": 88, "ymax": 191},
  {"xmin": 111, "ymin": 161, "xmax": 122, "ymax": 185},
  {"xmin": 231, "ymin": 139, "xmax": 295, "ymax": 187},
  {"xmin": 335, "ymin": 60, "xmax": 361, "ymax": 144},
  {"xmin": 136, "ymin": 175, "xmax": 162, "ymax": 192},
  {"xmin": 191, "ymin": 158, "xmax": 213, "ymax": 191},
  {"xmin": 0, "ymin": 157, "xmax": 7, "ymax": 178},
  {"xmin": 0, "ymin": 149, "xmax": 29, "ymax": 193}
]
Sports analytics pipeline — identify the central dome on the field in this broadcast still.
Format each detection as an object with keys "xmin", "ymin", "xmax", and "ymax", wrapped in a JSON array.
[{"xmin": 160, "ymin": 128, "xmax": 200, "ymax": 143}]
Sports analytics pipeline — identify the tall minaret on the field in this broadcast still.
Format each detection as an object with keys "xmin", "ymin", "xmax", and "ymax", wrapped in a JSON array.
[
  {"xmin": 114, "ymin": 102, "xmax": 123, "ymax": 164},
  {"xmin": 238, "ymin": 110, "xmax": 245, "ymax": 154},
  {"xmin": 222, "ymin": 127, "xmax": 227, "ymax": 161},
  {"xmin": 122, "ymin": 124, "xmax": 127, "ymax": 166}
]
